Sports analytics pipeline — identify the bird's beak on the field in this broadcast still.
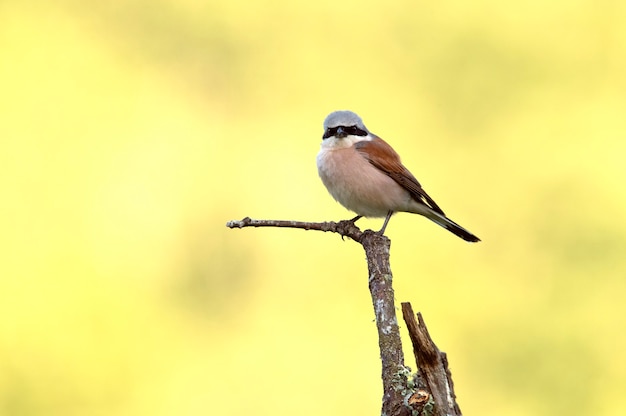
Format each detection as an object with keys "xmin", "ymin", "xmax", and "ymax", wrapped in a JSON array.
[{"xmin": 335, "ymin": 126, "xmax": 347, "ymax": 138}]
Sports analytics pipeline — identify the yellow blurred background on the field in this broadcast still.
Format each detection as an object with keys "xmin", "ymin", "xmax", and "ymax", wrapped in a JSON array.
[{"xmin": 1, "ymin": 0, "xmax": 625, "ymax": 415}]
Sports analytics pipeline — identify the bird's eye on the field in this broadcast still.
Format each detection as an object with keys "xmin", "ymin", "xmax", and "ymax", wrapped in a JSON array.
[
  {"xmin": 322, "ymin": 128, "xmax": 334, "ymax": 139},
  {"xmin": 347, "ymin": 126, "xmax": 368, "ymax": 136}
]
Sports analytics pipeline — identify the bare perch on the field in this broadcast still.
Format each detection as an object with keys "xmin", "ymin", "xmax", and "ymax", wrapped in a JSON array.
[
  {"xmin": 226, "ymin": 217, "xmax": 364, "ymax": 241},
  {"xmin": 226, "ymin": 217, "xmax": 462, "ymax": 416},
  {"xmin": 360, "ymin": 232, "xmax": 412, "ymax": 416}
]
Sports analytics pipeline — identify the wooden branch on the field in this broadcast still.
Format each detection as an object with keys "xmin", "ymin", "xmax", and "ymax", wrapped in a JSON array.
[
  {"xmin": 226, "ymin": 217, "xmax": 364, "ymax": 241},
  {"xmin": 359, "ymin": 231, "xmax": 411, "ymax": 416},
  {"xmin": 227, "ymin": 217, "xmax": 462, "ymax": 416},
  {"xmin": 401, "ymin": 302, "xmax": 463, "ymax": 416}
]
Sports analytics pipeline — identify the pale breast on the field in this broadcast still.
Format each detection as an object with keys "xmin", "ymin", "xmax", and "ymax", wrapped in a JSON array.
[{"xmin": 317, "ymin": 146, "xmax": 412, "ymax": 217}]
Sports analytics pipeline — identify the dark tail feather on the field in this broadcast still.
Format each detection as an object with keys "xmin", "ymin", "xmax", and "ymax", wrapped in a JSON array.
[{"xmin": 427, "ymin": 211, "xmax": 481, "ymax": 243}]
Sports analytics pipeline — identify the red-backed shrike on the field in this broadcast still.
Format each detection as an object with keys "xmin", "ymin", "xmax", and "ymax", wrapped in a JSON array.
[{"xmin": 317, "ymin": 110, "xmax": 480, "ymax": 242}]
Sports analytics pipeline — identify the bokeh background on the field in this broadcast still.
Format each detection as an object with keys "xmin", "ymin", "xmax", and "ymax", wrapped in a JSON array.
[{"xmin": 1, "ymin": 0, "xmax": 625, "ymax": 415}]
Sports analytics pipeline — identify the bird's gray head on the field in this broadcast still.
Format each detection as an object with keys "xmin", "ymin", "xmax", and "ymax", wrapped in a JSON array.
[{"xmin": 322, "ymin": 110, "xmax": 369, "ymax": 140}]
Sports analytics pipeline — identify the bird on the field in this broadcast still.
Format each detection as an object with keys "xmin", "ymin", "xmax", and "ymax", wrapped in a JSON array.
[{"xmin": 316, "ymin": 110, "xmax": 480, "ymax": 242}]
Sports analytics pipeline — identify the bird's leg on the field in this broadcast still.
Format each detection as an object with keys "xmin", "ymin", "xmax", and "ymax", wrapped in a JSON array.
[
  {"xmin": 349, "ymin": 215, "xmax": 363, "ymax": 223},
  {"xmin": 377, "ymin": 211, "xmax": 393, "ymax": 235}
]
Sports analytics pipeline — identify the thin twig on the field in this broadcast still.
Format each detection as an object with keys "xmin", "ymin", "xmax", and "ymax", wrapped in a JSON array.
[{"xmin": 226, "ymin": 217, "xmax": 364, "ymax": 241}]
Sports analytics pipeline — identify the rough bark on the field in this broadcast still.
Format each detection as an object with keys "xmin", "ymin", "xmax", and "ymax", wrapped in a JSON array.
[
  {"xmin": 402, "ymin": 303, "xmax": 463, "ymax": 416},
  {"xmin": 227, "ymin": 217, "xmax": 462, "ymax": 416},
  {"xmin": 360, "ymin": 231, "xmax": 411, "ymax": 416}
]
